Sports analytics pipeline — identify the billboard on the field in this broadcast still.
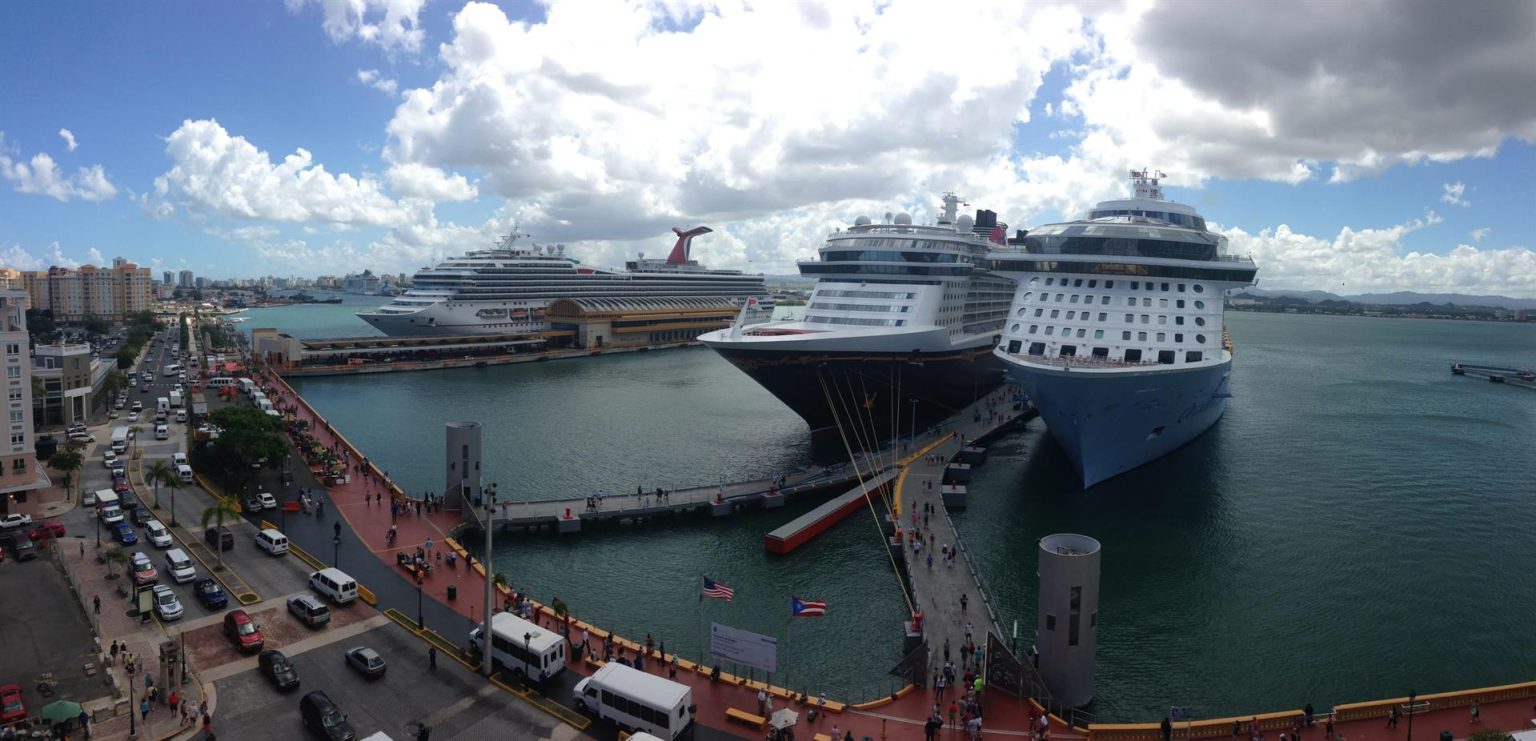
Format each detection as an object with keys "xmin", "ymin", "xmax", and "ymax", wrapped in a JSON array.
[{"xmin": 710, "ymin": 622, "xmax": 778, "ymax": 673}]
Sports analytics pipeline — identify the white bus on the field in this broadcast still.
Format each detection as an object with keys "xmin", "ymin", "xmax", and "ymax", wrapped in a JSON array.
[
  {"xmin": 573, "ymin": 662, "xmax": 694, "ymax": 740},
  {"xmin": 468, "ymin": 612, "xmax": 567, "ymax": 682}
]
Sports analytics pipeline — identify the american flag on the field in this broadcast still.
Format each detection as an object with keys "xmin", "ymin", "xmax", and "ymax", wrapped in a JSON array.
[{"xmin": 702, "ymin": 577, "xmax": 735, "ymax": 601}]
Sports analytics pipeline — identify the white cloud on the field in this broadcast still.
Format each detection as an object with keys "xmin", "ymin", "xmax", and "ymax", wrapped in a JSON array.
[
  {"xmin": 286, "ymin": 0, "xmax": 425, "ymax": 53},
  {"xmin": 151, "ymin": 118, "xmax": 414, "ymax": 227},
  {"xmin": 58, "ymin": 128, "xmax": 77, "ymax": 152},
  {"xmin": 385, "ymin": 163, "xmax": 477, "ymax": 201},
  {"xmin": 1470, "ymin": 227, "xmax": 1491, "ymax": 243},
  {"xmin": 1440, "ymin": 181, "xmax": 1469, "ymax": 207},
  {"xmin": 0, "ymin": 241, "xmax": 108, "ymax": 270},
  {"xmin": 357, "ymin": 68, "xmax": 398, "ymax": 95},
  {"xmin": 0, "ymin": 132, "xmax": 117, "ymax": 202},
  {"xmin": 1223, "ymin": 216, "xmax": 1536, "ymax": 297}
]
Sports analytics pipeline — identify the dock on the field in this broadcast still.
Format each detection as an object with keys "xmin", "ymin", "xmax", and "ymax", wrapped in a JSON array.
[
  {"xmin": 764, "ymin": 469, "xmax": 898, "ymax": 554},
  {"xmin": 1452, "ymin": 362, "xmax": 1536, "ymax": 390}
]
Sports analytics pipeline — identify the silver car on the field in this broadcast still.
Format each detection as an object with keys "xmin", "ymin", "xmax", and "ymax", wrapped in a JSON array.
[
  {"xmin": 287, "ymin": 594, "xmax": 331, "ymax": 628},
  {"xmin": 152, "ymin": 584, "xmax": 183, "ymax": 621}
]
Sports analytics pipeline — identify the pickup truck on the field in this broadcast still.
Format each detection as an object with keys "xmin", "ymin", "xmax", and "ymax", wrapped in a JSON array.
[{"xmin": 0, "ymin": 513, "xmax": 33, "ymax": 530}]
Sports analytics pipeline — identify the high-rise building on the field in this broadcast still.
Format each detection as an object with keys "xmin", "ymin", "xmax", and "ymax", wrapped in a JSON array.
[
  {"xmin": 195, "ymin": 276, "xmax": 209, "ymax": 289},
  {"xmin": 163, "ymin": 271, "xmax": 174, "ymax": 286},
  {"xmin": 0, "ymin": 290, "xmax": 48, "ymax": 512},
  {"xmin": 178, "ymin": 270, "xmax": 194, "ymax": 288},
  {"xmin": 5, "ymin": 260, "xmax": 154, "ymax": 322}
]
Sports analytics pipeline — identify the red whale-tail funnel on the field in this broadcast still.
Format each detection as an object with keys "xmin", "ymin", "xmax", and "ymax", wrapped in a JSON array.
[{"xmin": 668, "ymin": 226, "xmax": 712, "ymax": 264}]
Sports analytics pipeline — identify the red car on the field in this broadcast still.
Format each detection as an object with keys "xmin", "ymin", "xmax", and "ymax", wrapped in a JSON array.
[
  {"xmin": 28, "ymin": 521, "xmax": 65, "ymax": 541},
  {"xmin": 223, "ymin": 610, "xmax": 264, "ymax": 653},
  {"xmin": 0, "ymin": 683, "xmax": 25, "ymax": 724}
]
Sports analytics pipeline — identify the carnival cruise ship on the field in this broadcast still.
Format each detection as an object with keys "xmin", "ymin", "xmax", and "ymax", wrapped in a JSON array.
[
  {"xmin": 357, "ymin": 227, "xmax": 770, "ymax": 337},
  {"xmin": 700, "ymin": 194, "xmax": 1016, "ymax": 451},
  {"xmin": 989, "ymin": 171, "xmax": 1259, "ymax": 487}
]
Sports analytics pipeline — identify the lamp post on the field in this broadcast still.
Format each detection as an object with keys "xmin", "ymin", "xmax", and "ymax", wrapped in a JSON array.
[
  {"xmin": 1406, "ymin": 689, "xmax": 1415, "ymax": 741},
  {"xmin": 480, "ymin": 482, "xmax": 497, "ymax": 679},
  {"xmin": 417, "ymin": 582, "xmax": 425, "ymax": 631},
  {"xmin": 127, "ymin": 662, "xmax": 137, "ymax": 738},
  {"xmin": 909, "ymin": 398, "xmax": 918, "ymax": 443},
  {"xmin": 170, "ymin": 484, "xmax": 179, "ymax": 528},
  {"xmin": 333, "ymin": 534, "xmax": 340, "ymax": 567}
]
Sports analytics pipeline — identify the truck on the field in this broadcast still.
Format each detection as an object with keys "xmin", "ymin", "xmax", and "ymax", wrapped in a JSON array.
[
  {"xmin": 190, "ymin": 390, "xmax": 208, "ymax": 417},
  {"xmin": 111, "ymin": 426, "xmax": 130, "ymax": 454},
  {"xmin": 162, "ymin": 363, "xmax": 181, "ymax": 378},
  {"xmin": 169, "ymin": 390, "xmax": 183, "ymax": 408},
  {"xmin": 157, "ymin": 397, "xmax": 170, "ymax": 414}
]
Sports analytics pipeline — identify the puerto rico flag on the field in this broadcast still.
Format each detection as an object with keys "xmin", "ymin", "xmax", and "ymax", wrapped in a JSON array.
[
  {"xmin": 791, "ymin": 596, "xmax": 827, "ymax": 617},
  {"xmin": 702, "ymin": 577, "xmax": 735, "ymax": 601}
]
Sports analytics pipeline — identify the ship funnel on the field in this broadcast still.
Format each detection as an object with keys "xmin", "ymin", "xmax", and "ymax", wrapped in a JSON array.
[{"xmin": 668, "ymin": 226, "xmax": 712, "ymax": 265}]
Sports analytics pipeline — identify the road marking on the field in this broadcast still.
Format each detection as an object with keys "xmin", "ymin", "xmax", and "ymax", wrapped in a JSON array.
[{"xmin": 200, "ymin": 612, "xmax": 392, "ymax": 683}]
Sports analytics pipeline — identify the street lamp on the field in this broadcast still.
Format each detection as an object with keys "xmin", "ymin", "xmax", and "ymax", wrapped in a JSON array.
[
  {"xmin": 170, "ymin": 484, "xmax": 179, "ymax": 528},
  {"xmin": 1406, "ymin": 689, "xmax": 1415, "ymax": 741},
  {"xmin": 417, "ymin": 582, "xmax": 425, "ymax": 631},
  {"xmin": 909, "ymin": 398, "xmax": 918, "ymax": 443},
  {"xmin": 333, "ymin": 534, "xmax": 340, "ymax": 567}
]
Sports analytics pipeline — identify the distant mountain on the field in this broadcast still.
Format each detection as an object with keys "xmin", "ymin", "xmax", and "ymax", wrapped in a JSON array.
[
  {"xmin": 1245, "ymin": 288, "xmax": 1345, "ymax": 302},
  {"xmin": 1243, "ymin": 288, "xmax": 1536, "ymax": 310}
]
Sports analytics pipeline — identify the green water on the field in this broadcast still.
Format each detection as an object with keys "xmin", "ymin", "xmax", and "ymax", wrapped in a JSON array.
[{"xmin": 279, "ymin": 309, "xmax": 1536, "ymax": 718}]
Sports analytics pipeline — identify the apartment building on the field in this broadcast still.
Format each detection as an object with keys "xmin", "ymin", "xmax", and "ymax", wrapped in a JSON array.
[
  {"xmin": 0, "ymin": 261, "xmax": 154, "ymax": 322},
  {"xmin": 0, "ymin": 290, "xmax": 48, "ymax": 511}
]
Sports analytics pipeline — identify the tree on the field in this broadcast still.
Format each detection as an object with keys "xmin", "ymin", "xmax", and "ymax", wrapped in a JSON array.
[
  {"xmin": 201, "ymin": 498, "xmax": 240, "ymax": 571},
  {"xmin": 104, "ymin": 544, "xmax": 127, "ymax": 578},
  {"xmin": 114, "ymin": 347, "xmax": 137, "ymax": 369},
  {"xmin": 103, "ymin": 369, "xmax": 128, "ymax": 400},
  {"xmin": 145, "ymin": 460, "xmax": 176, "ymax": 511},
  {"xmin": 208, "ymin": 406, "xmax": 288, "ymax": 469},
  {"xmin": 82, "ymin": 315, "xmax": 110, "ymax": 336},
  {"xmin": 48, "ymin": 450, "xmax": 83, "ymax": 497},
  {"xmin": 128, "ymin": 425, "xmax": 144, "ymax": 456}
]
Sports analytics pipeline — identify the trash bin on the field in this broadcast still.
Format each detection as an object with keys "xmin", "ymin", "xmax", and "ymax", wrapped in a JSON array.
[
  {"xmin": 1440, "ymin": 731, "xmax": 1452, "ymax": 741},
  {"xmin": 447, "ymin": 585, "xmax": 457, "ymax": 601}
]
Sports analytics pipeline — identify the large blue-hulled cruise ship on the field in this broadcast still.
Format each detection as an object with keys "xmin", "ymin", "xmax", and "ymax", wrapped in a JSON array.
[{"xmin": 989, "ymin": 171, "xmax": 1259, "ymax": 487}]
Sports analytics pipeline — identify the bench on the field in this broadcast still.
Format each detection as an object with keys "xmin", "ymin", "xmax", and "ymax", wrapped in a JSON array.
[
  {"xmin": 1400, "ymin": 702, "xmax": 1431, "ymax": 715},
  {"xmin": 725, "ymin": 707, "xmax": 766, "ymax": 729},
  {"xmin": 583, "ymin": 656, "xmax": 605, "ymax": 671},
  {"xmin": 814, "ymin": 734, "xmax": 833, "ymax": 741}
]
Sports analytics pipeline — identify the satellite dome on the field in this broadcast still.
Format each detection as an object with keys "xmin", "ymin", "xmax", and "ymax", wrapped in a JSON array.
[
  {"xmin": 957, "ymin": 214, "xmax": 974, "ymax": 230},
  {"xmin": 894, "ymin": 212, "xmax": 912, "ymax": 225},
  {"xmin": 854, "ymin": 215, "xmax": 872, "ymax": 226}
]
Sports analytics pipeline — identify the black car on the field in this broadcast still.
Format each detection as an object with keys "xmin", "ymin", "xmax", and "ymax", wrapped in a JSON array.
[
  {"xmin": 130, "ymin": 506, "xmax": 154, "ymax": 526},
  {"xmin": 119, "ymin": 490, "xmax": 138, "ymax": 510},
  {"xmin": 258, "ymin": 650, "xmax": 300, "ymax": 692},
  {"xmin": 299, "ymin": 691, "xmax": 356, "ymax": 741},
  {"xmin": 205, "ymin": 526, "xmax": 234, "ymax": 551},
  {"xmin": 193, "ymin": 578, "xmax": 228, "ymax": 609},
  {"xmin": 343, "ymin": 647, "xmax": 386, "ymax": 678},
  {"xmin": 0, "ymin": 533, "xmax": 36, "ymax": 561}
]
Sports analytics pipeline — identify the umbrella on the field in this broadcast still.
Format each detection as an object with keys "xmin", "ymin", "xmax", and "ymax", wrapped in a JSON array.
[
  {"xmin": 769, "ymin": 708, "xmax": 799, "ymax": 729},
  {"xmin": 41, "ymin": 700, "xmax": 83, "ymax": 724}
]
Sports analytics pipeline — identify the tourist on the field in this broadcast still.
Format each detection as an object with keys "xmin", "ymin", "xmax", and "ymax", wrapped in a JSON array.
[
  {"xmin": 758, "ymin": 688, "xmax": 768, "ymax": 716},
  {"xmin": 1162, "ymin": 717, "xmax": 1173, "ymax": 741},
  {"xmin": 110, "ymin": 640, "xmax": 120, "ymax": 665},
  {"xmin": 1471, "ymin": 701, "xmax": 1480, "ymax": 724},
  {"xmin": 1386, "ymin": 707, "xmax": 1398, "ymax": 729},
  {"xmin": 429, "ymin": 646, "xmax": 437, "ymax": 671},
  {"xmin": 1303, "ymin": 704, "xmax": 1314, "ymax": 727},
  {"xmin": 1324, "ymin": 715, "xmax": 1334, "ymax": 740},
  {"xmin": 960, "ymin": 594, "xmax": 968, "ymax": 612}
]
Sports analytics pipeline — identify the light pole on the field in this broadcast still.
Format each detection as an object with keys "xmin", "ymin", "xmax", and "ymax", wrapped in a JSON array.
[
  {"xmin": 909, "ymin": 398, "xmax": 918, "ymax": 443},
  {"xmin": 1406, "ymin": 689, "xmax": 1415, "ymax": 741},
  {"xmin": 170, "ymin": 483, "xmax": 179, "ymax": 528},
  {"xmin": 417, "ymin": 582, "xmax": 425, "ymax": 630},
  {"xmin": 481, "ymin": 482, "xmax": 497, "ymax": 678},
  {"xmin": 333, "ymin": 534, "xmax": 340, "ymax": 567}
]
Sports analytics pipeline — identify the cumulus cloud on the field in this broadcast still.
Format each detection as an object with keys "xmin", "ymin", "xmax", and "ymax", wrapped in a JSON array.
[
  {"xmin": 0, "ymin": 241, "xmax": 107, "ymax": 270},
  {"xmin": 286, "ymin": 0, "xmax": 425, "ymax": 53},
  {"xmin": 0, "ymin": 132, "xmax": 117, "ymax": 202},
  {"xmin": 1223, "ymin": 216, "xmax": 1536, "ymax": 297},
  {"xmin": 1440, "ymin": 181, "xmax": 1469, "ymax": 207},
  {"xmin": 385, "ymin": 163, "xmax": 477, "ymax": 201},
  {"xmin": 58, "ymin": 128, "xmax": 77, "ymax": 152},
  {"xmin": 357, "ymin": 68, "xmax": 398, "ymax": 95},
  {"xmin": 1470, "ymin": 227, "xmax": 1490, "ymax": 243},
  {"xmin": 151, "ymin": 118, "xmax": 414, "ymax": 227}
]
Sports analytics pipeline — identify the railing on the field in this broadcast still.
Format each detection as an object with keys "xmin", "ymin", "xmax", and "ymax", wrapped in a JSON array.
[{"xmin": 1005, "ymin": 352, "xmax": 1166, "ymax": 370}]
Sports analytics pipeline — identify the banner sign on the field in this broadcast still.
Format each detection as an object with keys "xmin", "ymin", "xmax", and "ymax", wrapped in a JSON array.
[{"xmin": 710, "ymin": 622, "xmax": 778, "ymax": 673}]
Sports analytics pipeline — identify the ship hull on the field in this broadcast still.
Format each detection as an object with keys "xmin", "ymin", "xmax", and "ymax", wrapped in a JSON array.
[
  {"xmin": 1002, "ymin": 353, "xmax": 1232, "ymax": 488},
  {"xmin": 357, "ymin": 299, "xmax": 546, "ymax": 337},
  {"xmin": 707, "ymin": 342, "xmax": 1006, "ymax": 458}
]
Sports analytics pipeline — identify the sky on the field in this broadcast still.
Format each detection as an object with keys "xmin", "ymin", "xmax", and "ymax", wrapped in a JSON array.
[{"xmin": 1, "ymin": 0, "xmax": 1534, "ymax": 296}]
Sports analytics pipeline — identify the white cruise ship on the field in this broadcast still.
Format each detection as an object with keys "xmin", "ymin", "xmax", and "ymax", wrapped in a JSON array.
[
  {"xmin": 989, "ymin": 171, "xmax": 1259, "ymax": 487},
  {"xmin": 357, "ymin": 227, "xmax": 770, "ymax": 337},
  {"xmin": 700, "ymin": 194, "xmax": 1016, "ymax": 451}
]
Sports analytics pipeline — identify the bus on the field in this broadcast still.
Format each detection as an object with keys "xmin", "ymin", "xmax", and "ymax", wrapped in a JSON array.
[
  {"xmin": 573, "ymin": 662, "xmax": 694, "ymax": 740},
  {"xmin": 468, "ymin": 612, "xmax": 567, "ymax": 682}
]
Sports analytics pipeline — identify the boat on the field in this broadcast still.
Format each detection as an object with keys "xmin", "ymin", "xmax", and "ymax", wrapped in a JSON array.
[
  {"xmin": 699, "ymin": 194, "xmax": 1017, "ymax": 455},
  {"xmin": 357, "ymin": 228, "xmax": 771, "ymax": 337},
  {"xmin": 988, "ymin": 170, "xmax": 1259, "ymax": 487}
]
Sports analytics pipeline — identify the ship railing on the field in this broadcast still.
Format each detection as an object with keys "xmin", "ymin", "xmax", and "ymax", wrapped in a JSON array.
[{"xmin": 1005, "ymin": 352, "xmax": 1165, "ymax": 370}]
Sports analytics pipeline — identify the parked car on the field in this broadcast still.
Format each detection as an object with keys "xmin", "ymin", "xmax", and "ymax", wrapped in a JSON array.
[
  {"xmin": 28, "ymin": 521, "xmax": 65, "ymax": 541},
  {"xmin": 287, "ymin": 595, "xmax": 331, "ymax": 629},
  {"xmin": 0, "ymin": 683, "xmax": 25, "ymax": 724},
  {"xmin": 129, "ymin": 552, "xmax": 159, "ymax": 586},
  {"xmin": 343, "ymin": 647, "xmax": 386, "ymax": 678},
  {"xmin": 223, "ymin": 609, "xmax": 264, "ymax": 653},
  {"xmin": 112, "ymin": 522, "xmax": 138, "ymax": 545},
  {"xmin": 205, "ymin": 526, "xmax": 234, "ymax": 551},
  {"xmin": 242, "ymin": 492, "xmax": 267, "ymax": 512},
  {"xmin": 193, "ymin": 578, "xmax": 228, "ymax": 609},
  {"xmin": 258, "ymin": 650, "xmax": 301, "ymax": 692},
  {"xmin": 151, "ymin": 584, "xmax": 184, "ymax": 621},
  {"xmin": 130, "ymin": 506, "xmax": 155, "ymax": 527},
  {"xmin": 299, "ymin": 691, "xmax": 355, "ymax": 741},
  {"xmin": 0, "ymin": 513, "xmax": 33, "ymax": 530},
  {"xmin": 145, "ymin": 520, "xmax": 173, "ymax": 548},
  {"xmin": 0, "ymin": 533, "xmax": 36, "ymax": 561}
]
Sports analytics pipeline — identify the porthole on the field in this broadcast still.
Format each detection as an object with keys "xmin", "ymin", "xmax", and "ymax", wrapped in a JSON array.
[
  {"xmin": 1016, "ymin": 308, "xmax": 1027, "ymax": 317},
  {"xmin": 1194, "ymin": 300, "xmax": 1205, "ymax": 309},
  {"xmin": 1196, "ymin": 334, "xmax": 1207, "ymax": 344},
  {"xmin": 1193, "ymin": 284, "xmax": 1205, "ymax": 293},
  {"xmin": 1195, "ymin": 317, "xmax": 1206, "ymax": 326},
  {"xmin": 1011, "ymin": 324, "xmax": 1021, "ymax": 332}
]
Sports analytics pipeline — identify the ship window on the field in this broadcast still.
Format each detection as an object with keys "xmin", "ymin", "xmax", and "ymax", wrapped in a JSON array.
[
  {"xmin": 1045, "ymin": 278, "xmax": 1054, "ymax": 286},
  {"xmin": 1105, "ymin": 281, "xmax": 1114, "ymax": 288},
  {"xmin": 1122, "ymin": 331, "xmax": 1131, "ymax": 340},
  {"xmin": 1143, "ymin": 297, "xmax": 1152, "ymax": 307},
  {"xmin": 1088, "ymin": 280, "xmax": 1098, "ymax": 288},
  {"xmin": 1195, "ymin": 300, "xmax": 1205, "ymax": 309},
  {"xmin": 1141, "ymin": 315, "xmax": 1150, "ymax": 324},
  {"xmin": 1007, "ymin": 340, "xmax": 1022, "ymax": 353},
  {"xmin": 1186, "ymin": 351, "xmax": 1203, "ymax": 362},
  {"xmin": 1138, "ymin": 332, "xmax": 1147, "ymax": 341},
  {"xmin": 1159, "ymin": 298, "xmax": 1168, "ymax": 308},
  {"xmin": 1158, "ymin": 350, "xmax": 1175, "ymax": 364},
  {"xmin": 1093, "ymin": 330, "xmax": 1104, "ymax": 339},
  {"xmin": 1044, "ymin": 327, "xmax": 1054, "ymax": 335},
  {"xmin": 1076, "ymin": 329, "xmax": 1086, "ymax": 338},
  {"xmin": 1070, "ymin": 295, "xmax": 1079, "ymax": 304},
  {"xmin": 1028, "ymin": 342, "xmax": 1046, "ymax": 356},
  {"xmin": 1178, "ymin": 283, "xmax": 1186, "ymax": 293},
  {"xmin": 1161, "ymin": 282, "xmax": 1170, "ymax": 291},
  {"xmin": 1194, "ymin": 284, "xmax": 1205, "ymax": 293},
  {"xmin": 1011, "ymin": 324, "xmax": 1020, "ymax": 332},
  {"xmin": 1034, "ymin": 309, "xmax": 1043, "ymax": 317},
  {"xmin": 1158, "ymin": 316, "xmax": 1167, "ymax": 325},
  {"xmin": 1016, "ymin": 308, "xmax": 1027, "ymax": 317},
  {"xmin": 1045, "ymin": 614, "xmax": 1057, "ymax": 630},
  {"xmin": 1066, "ymin": 311, "xmax": 1076, "ymax": 319},
  {"xmin": 1131, "ymin": 281, "xmax": 1139, "ymax": 289},
  {"xmin": 1197, "ymin": 334, "xmax": 1207, "ymax": 344},
  {"xmin": 1124, "ymin": 349, "xmax": 1142, "ymax": 362},
  {"xmin": 1091, "ymin": 346, "xmax": 1108, "ymax": 358},
  {"xmin": 1073, "ymin": 279, "xmax": 1083, "ymax": 287},
  {"xmin": 1101, "ymin": 296, "xmax": 1111, "ymax": 305},
  {"xmin": 1030, "ymin": 277, "xmax": 1040, "ymax": 286},
  {"xmin": 1176, "ymin": 299, "xmax": 1185, "ymax": 309},
  {"xmin": 1021, "ymin": 292, "xmax": 1032, "ymax": 301},
  {"xmin": 1125, "ymin": 314, "xmax": 1134, "ymax": 323},
  {"xmin": 1176, "ymin": 316, "xmax": 1185, "ymax": 325},
  {"xmin": 1195, "ymin": 317, "xmax": 1206, "ymax": 326},
  {"xmin": 1175, "ymin": 333, "xmax": 1184, "ymax": 343},
  {"xmin": 1056, "ymin": 294, "xmax": 1065, "ymax": 301},
  {"xmin": 1059, "ymin": 345, "xmax": 1077, "ymax": 357},
  {"xmin": 1029, "ymin": 325, "xmax": 1038, "ymax": 334},
  {"xmin": 1050, "ymin": 310, "xmax": 1060, "ymax": 319},
  {"xmin": 1156, "ymin": 332, "xmax": 1166, "ymax": 342},
  {"xmin": 1098, "ymin": 313, "xmax": 1107, "ymax": 321}
]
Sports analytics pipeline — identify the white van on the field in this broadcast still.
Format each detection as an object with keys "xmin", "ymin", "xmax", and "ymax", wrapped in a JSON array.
[
  {"xmin": 255, "ymin": 528, "xmax": 289, "ymax": 556},
  {"xmin": 177, "ymin": 464, "xmax": 194, "ymax": 484},
  {"xmin": 207, "ymin": 377, "xmax": 237, "ymax": 388},
  {"xmin": 164, "ymin": 548, "xmax": 196, "ymax": 583},
  {"xmin": 573, "ymin": 663, "xmax": 694, "ymax": 740},
  {"xmin": 157, "ymin": 397, "xmax": 170, "ymax": 414},
  {"xmin": 172, "ymin": 452, "xmax": 188, "ymax": 466},
  {"xmin": 175, "ymin": 409, "xmax": 188, "ymax": 423},
  {"xmin": 155, "ymin": 424, "xmax": 170, "ymax": 440},
  {"xmin": 308, "ymin": 568, "xmax": 358, "ymax": 604}
]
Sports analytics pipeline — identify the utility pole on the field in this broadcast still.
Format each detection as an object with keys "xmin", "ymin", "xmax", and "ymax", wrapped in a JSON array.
[{"xmin": 481, "ymin": 482, "xmax": 495, "ymax": 678}]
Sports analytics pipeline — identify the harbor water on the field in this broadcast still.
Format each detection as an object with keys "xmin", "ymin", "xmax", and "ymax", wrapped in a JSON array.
[{"xmin": 261, "ymin": 305, "xmax": 1536, "ymax": 719}]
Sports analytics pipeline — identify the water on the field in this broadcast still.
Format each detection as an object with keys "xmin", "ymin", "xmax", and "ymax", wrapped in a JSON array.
[
  {"xmin": 274, "ymin": 305, "xmax": 1536, "ymax": 718},
  {"xmin": 233, "ymin": 293, "xmax": 388, "ymax": 340}
]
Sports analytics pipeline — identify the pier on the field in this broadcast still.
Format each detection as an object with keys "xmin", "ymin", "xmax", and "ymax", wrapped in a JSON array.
[
  {"xmin": 1451, "ymin": 362, "xmax": 1536, "ymax": 390},
  {"xmin": 764, "ymin": 469, "xmax": 898, "ymax": 554}
]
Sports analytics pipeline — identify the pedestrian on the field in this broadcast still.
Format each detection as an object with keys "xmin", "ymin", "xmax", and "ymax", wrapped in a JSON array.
[
  {"xmin": 140, "ymin": 697, "xmax": 150, "ymax": 722},
  {"xmin": 317, "ymin": 499, "xmax": 324, "ymax": 517},
  {"xmin": 1387, "ymin": 707, "xmax": 1398, "ymax": 729},
  {"xmin": 960, "ymin": 594, "xmax": 968, "ymax": 612},
  {"xmin": 758, "ymin": 688, "xmax": 768, "ymax": 715},
  {"xmin": 110, "ymin": 640, "xmax": 120, "ymax": 665},
  {"xmin": 949, "ymin": 701, "xmax": 958, "ymax": 729},
  {"xmin": 1325, "ymin": 715, "xmax": 1334, "ymax": 740},
  {"xmin": 1162, "ymin": 716, "xmax": 1173, "ymax": 741},
  {"xmin": 1471, "ymin": 701, "xmax": 1480, "ymax": 724},
  {"xmin": 429, "ymin": 645, "xmax": 437, "ymax": 671}
]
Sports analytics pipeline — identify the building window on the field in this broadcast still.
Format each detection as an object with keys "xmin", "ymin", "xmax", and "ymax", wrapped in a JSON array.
[
  {"xmin": 10, "ymin": 459, "xmax": 23, "ymax": 473},
  {"xmin": 6, "ymin": 389, "xmax": 18, "ymax": 401},
  {"xmin": 4, "ymin": 366, "xmax": 17, "ymax": 379},
  {"xmin": 1050, "ymin": 310, "xmax": 1060, "ymax": 319},
  {"xmin": 9, "ymin": 433, "xmax": 22, "ymax": 447},
  {"xmin": 3, "ymin": 344, "xmax": 16, "ymax": 355},
  {"xmin": 1186, "ymin": 351, "xmax": 1203, "ymax": 362},
  {"xmin": 1088, "ymin": 280, "xmax": 1097, "ymax": 288},
  {"xmin": 8, "ymin": 410, "xmax": 20, "ymax": 423},
  {"xmin": 1175, "ymin": 333, "xmax": 1184, "ymax": 343},
  {"xmin": 1105, "ymin": 281, "xmax": 1115, "ymax": 289},
  {"xmin": 1073, "ymin": 279, "xmax": 1083, "ymax": 287}
]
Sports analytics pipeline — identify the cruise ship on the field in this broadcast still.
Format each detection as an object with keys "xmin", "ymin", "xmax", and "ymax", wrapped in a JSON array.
[
  {"xmin": 700, "ymin": 194, "xmax": 1016, "ymax": 452},
  {"xmin": 357, "ymin": 227, "xmax": 770, "ymax": 337},
  {"xmin": 989, "ymin": 171, "xmax": 1259, "ymax": 487}
]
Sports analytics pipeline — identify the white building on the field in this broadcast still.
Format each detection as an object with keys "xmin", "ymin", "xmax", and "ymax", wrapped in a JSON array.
[{"xmin": 0, "ymin": 290, "xmax": 50, "ymax": 513}]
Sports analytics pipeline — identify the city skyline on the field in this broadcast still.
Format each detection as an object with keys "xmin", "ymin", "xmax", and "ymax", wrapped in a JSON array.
[{"xmin": 0, "ymin": 1, "xmax": 1533, "ymax": 294}]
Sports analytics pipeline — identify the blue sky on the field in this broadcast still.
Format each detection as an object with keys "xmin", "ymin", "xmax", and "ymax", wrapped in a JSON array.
[{"xmin": 1, "ymin": 1, "xmax": 1533, "ymax": 295}]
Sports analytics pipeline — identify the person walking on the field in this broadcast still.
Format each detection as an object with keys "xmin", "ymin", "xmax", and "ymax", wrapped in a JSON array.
[
  {"xmin": 429, "ymin": 646, "xmax": 437, "ymax": 671},
  {"xmin": 140, "ymin": 697, "xmax": 150, "ymax": 722},
  {"xmin": 1471, "ymin": 701, "xmax": 1480, "ymax": 724},
  {"xmin": 758, "ymin": 688, "xmax": 768, "ymax": 716},
  {"xmin": 1386, "ymin": 707, "xmax": 1398, "ymax": 729},
  {"xmin": 93, "ymin": 595, "xmax": 101, "ymax": 616},
  {"xmin": 1162, "ymin": 716, "xmax": 1173, "ymax": 741}
]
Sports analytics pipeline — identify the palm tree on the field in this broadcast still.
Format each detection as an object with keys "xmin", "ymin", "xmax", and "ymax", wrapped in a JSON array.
[
  {"xmin": 145, "ymin": 460, "xmax": 177, "ymax": 521},
  {"xmin": 201, "ymin": 498, "xmax": 240, "ymax": 571},
  {"xmin": 128, "ymin": 425, "xmax": 143, "ymax": 457}
]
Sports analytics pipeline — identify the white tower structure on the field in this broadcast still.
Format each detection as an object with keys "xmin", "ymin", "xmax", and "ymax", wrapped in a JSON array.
[
  {"xmin": 445, "ymin": 421, "xmax": 482, "ymax": 509},
  {"xmin": 1035, "ymin": 533, "xmax": 1100, "ymax": 707}
]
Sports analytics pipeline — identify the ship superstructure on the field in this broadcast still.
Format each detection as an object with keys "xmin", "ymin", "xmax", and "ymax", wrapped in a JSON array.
[{"xmin": 989, "ymin": 171, "xmax": 1258, "ymax": 487}]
